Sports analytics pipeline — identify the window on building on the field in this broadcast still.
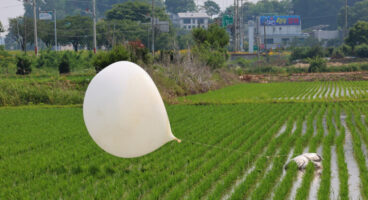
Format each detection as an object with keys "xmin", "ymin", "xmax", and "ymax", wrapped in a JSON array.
[
  {"xmin": 266, "ymin": 39, "xmax": 274, "ymax": 44},
  {"xmin": 198, "ymin": 18, "xmax": 204, "ymax": 24},
  {"xmin": 183, "ymin": 19, "xmax": 191, "ymax": 24},
  {"xmin": 282, "ymin": 38, "xmax": 289, "ymax": 44},
  {"xmin": 279, "ymin": 27, "xmax": 282, "ymax": 31},
  {"xmin": 183, "ymin": 25, "xmax": 187, "ymax": 29},
  {"xmin": 188, "ymin": 25, "xmax": 191, "ymax": 29},
  {"xmin": 192, "ymin": 19, "xmax": 195, "ymax": 24},
  {"xmin": 273, "ymin": 27, "xmax": 276, "ymax": 33}
]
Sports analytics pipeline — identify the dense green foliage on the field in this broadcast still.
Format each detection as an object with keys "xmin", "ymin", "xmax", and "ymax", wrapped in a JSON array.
[
  {"xmin": 165, "ymin": 0, "xmax": 196, "ymax": 14},
  {"xmin": 355, "ymin": 44, "xmax": 368, "ymax": 58},
  {"xmin": 192, "ymin": 24, "xmax": 229, "ymax": 69},
  {"xmin": 16, "ymin": 55, "xmax": 32, "ymax": 75},
  {"xmin": 58, "ymin": 54, "xmax": 71, "ymax": 74},
  {"xmin": 290, "ymin": 46, "xmax": 326, "ymax": 61},
  {"xmin": 345, "ymin": 21, "xmax": 368, "ymax": 48},
  {"xmin": 308, "ymin": 57, "xmax": 327, "ymax": 72},
  {"xmin": 203, "ymin": 0, "xmax": 220, "ymax": 18},
  {"xmin": 338, "ymin": 0, "xmax": 368, "ymax": 28}
]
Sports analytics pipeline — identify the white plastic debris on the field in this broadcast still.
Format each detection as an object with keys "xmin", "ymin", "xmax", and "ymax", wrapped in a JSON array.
[
  {"xmin": 286, "ymin": 153, "xmax": 322, "ymax": 170},
  {"xmin": 83, "ymin": 61, "xmax": 180, "ymax": 158}
]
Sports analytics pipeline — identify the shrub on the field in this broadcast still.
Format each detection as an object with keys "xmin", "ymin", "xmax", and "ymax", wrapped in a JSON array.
[
  {"xmin": 341, "ymin": 44, "xmax": 352, "ymax": 56},
  {"xmin": 305, "ymin": 46, "xmax": 325, "ymax": 58},
  {"xmin": 289, "ymin": 47, "xmax": 307, "ymax": 61},
  {"xmin": 290, "ymin": 46, "xmax": 325, "ymax": 61},
  {"xmin": 308, "ymin": 57, "xmax": 327, "ymax": 72},
  {"xmin": 355, "ymin": 44, "xmax": 368, "ymax": 58},
  {"xmin": 93, "ymin": 45, "xmax": 130, "ymax": 72},
  {"xmin": 58, "ymin": 54, "xmax": 71, "ymax": 74},
  {"xmin": 16, "ymin": 55, "xmax": 32, "ymax": 75},
  {"xmin": 331, "ymin": 48, "xmax": 345, "ymax": 59},
  {"xmin": 192, "ymin": 43, "xmax": 228, "ymax": 69}
]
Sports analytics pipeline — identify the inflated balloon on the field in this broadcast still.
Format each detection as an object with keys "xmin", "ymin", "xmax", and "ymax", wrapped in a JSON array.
[{"xmin": 83, "ymin": 61, "xmax": 180, "ymax": 158}]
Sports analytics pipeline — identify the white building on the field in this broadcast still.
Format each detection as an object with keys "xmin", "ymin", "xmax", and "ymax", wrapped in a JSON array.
[
  {"xmin": 249, "ymin": 15, "xmax": 308, "ymax": 52},
  {"xmin": 177, "ymin": 12, "xmax": 209, "ymax": 30},
  {"xmin": 312, "ymin": 30, "xmax": 340, "ymax": 42}
]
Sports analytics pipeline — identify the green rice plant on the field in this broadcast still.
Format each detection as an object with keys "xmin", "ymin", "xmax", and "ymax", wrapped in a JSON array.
[{"xmin": 345, "ymin": 106, "xmax": 368, "ymax": 199}]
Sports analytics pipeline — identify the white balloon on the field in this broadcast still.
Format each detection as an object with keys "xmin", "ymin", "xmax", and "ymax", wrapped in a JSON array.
[{"xmin": 83, "ymin": 61, "xmax": 180, "ymax": 158}]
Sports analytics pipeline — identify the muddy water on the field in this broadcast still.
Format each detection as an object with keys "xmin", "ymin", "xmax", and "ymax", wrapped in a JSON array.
[
  {"xmin": 324, "ymin": 87, "xmax": 330, "ymax": 98},
  {"xmin": 318, "ymin": 87, "xmax": 325, "ymax": 99},
  {"xmin": 289, "ymin": 170, "xmax": 304, "ymax": 200},
  {"xmin": 308, "ymin": 145, "xmax": 323, "ymax": 200},
  {"xmin": 292, "ymin": 122, "xmax": 297, "ymax": 134},
  {"xmin": 322, "ymin": 115, "xmax": 328, "ymax": 136},
  {"xmin": 313, "ymin": 87, "xmax": 323, "ymax": 99},
  {"xmin": 330, "ymin": 146, "xmax": 339, "ymax": 200},
  {"xmin": 302, "ymin": 120, "xmax": 307, "ymax": 135},
  {"xmin": 221, "ymin": 164, "xmax": 256, "ymax": 200},
  {"xmin": 335, "ymin": 86, "xmax": 339, "ymax": 98},
  {"xmin": 289, "ymin": 147, "xmax": 309, "ymax": 200},
  {"xmin": 341, "ymin": 114, "xmax": 362, "ymax": 200},
  {"xmin": 313, "ymin": 119, "xmax": 317, "ymax": 136},
  {"xmin": 276, "ymin": 123, "xmax": 287, "ymax": 137},
  {"xmin": 270, "ymin": 148, "xmax": 295, "ymax": 200},
  {"xmin": 330, "ymin": 87, "xmax": 335, "ymax": 98}
]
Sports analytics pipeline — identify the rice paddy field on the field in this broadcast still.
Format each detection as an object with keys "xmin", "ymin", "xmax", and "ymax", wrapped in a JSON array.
[{"xmin": 1, "ymin": 81, "xmax": 368, "ymax": 199}]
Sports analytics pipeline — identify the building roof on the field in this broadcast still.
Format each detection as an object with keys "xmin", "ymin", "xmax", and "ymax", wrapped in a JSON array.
[{"xmin": 177, "ymin": 12, "xmax": 209, "ymax": 19}]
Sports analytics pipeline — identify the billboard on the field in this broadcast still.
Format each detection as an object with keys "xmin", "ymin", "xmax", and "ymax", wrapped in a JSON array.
[
  {"xmin": 260, "ymin": 16, "xmax": 300, "ymax": 26},
  {"xmin": 39, "ymin": 12, "xmax": 53, "ymax": 20}
]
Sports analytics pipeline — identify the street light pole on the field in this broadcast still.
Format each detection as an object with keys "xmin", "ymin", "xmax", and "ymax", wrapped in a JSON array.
[
  {"xmin": 151, "ymin": 0, "xmax": 155, "ymax": 56},
  {"xmin": 32, "ymin": 0, "xmax": 38, "ymax": 55},
  {"xmin": 93, "ymin": 0, "xmax": 97, "ymax": 53},
  {"xmin": 54, "ymin": 9, "xmax": 57, "ymax": 51}
]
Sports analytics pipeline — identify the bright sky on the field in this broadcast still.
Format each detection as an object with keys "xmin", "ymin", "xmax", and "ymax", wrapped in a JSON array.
[{"xmin": 0, "ymin": 0, "xmax": 25, "ymax": 37}]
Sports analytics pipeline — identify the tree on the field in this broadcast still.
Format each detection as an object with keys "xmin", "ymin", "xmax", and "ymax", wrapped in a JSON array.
[
  {"xmin": 7, "ymin": 17, "xmax": 34, "ymax": 51},
  {"xmin": 101, "ymin": 1, "xmax": 172, "ymax": 50},
  {"xmin": 203, "ymin": 0, "xmax": 220, "ymax": 18},
  {"xmin": 165, "ymin": 0, "xmax": 196, "ymax": 14},
  {"xmin": 38, "ymin": 20, "xmax": 55, "ymax": 48},
  {"xmin": 192, "ymin": 24, "xmax": 229, "ymax": 48},
  {"xmin": 58, "ymin": 15, "xmax": 93, "ymax": 51},
  {"xmin": 338, "ymin": 0, "xmax": 368, "ymax": 28},
  {"xmin": 292, "ymin": 0, "xmax": 344, "ymax": 29},
  {"xmin": 192, "ymin": 24, "xmax": 229, "ymax": 69},
  {"xmin": 106, "ymin": 2, "xmax": 151, "ymax": 22},
  {"xmin": 23, "ymin": 0, "xmax": 165, "ymax": 20},
  {"xmin": 345, "ymin": 21, "xmax": 368, "ymax": 48},
  {"xmin": 0, "ymin": 21, "xmax": 4, "ymax": 33}
]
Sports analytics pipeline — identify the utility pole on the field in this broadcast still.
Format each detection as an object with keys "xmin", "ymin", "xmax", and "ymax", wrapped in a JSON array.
[
  {"xmin": 256, "ymin": 17, "xmax": 260, "ymax": 59},
  {"xmin": 344, "ymin": 0, "xmax": 348, "ymax": 38},
  {"xmin": 93, "ymin": 0, "xmax": 97, "ymax": 53},
  {"xmin": 151, "ymin": 0, "xmax": 155, "ymax": 56},
  {"xmin": 24, "ymin": 16, "xmax": 27, "ymax": 54},
  {"xmin": 240, "ymin": 0, "xmax": 244, "ymax": 51},
  {"xmin": 233, "ymin": 0, "xmax": 238, "ymax": 52},
  {"xmin": 32, "ymin": 0, "xmax": 38, "ymax": 56},
  {"xmin": 264, "ymin": 22, "xmax": 267, "ymax": 51},
  {"xmin": 54, "ymin": 9, "xmax": 57, "ymax": 51}
]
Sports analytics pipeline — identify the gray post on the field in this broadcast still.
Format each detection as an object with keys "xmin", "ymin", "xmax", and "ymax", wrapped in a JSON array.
[
  {"xmin": 93, "ymin": 0, "xmax": 97, "ymax": 53},
  {"xmin": 54, "ymin": 9, "xmax": 57, "ymax": 51},
  {"xmin": 151, "ymin": 0, "xmax": 155, "ymax": 56},
  {"xmin": 344, "ymin": 0, "xmax": 348, "ymax": 38},
  {"xmin": 33, "ymin": 0, "xmax": 38, "ymax": 55}
]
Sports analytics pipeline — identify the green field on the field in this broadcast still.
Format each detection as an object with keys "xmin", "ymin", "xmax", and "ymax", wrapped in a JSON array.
[{"xmin": 1, "ymin": 82, "xmax": 368, "ymax": 199}]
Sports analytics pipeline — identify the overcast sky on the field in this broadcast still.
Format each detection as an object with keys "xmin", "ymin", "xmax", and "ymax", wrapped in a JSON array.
[{"xmin": 0, "ymin": 0, "xmax": 259, "ymax": 37}]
